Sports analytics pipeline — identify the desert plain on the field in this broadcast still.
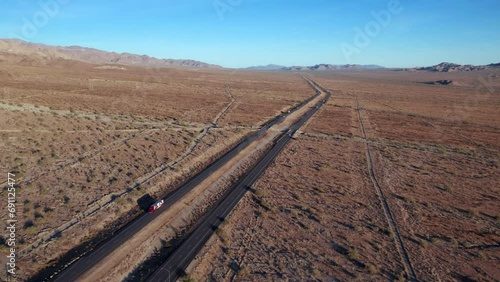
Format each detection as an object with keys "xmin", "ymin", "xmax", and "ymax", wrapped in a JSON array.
[
  {"xmin": 189, "ymin": 69, "xmax": 500, "ymax": 282},
  {"xmin": 0, "ymin": 50, "xmax": 499, "ymax": 282}
]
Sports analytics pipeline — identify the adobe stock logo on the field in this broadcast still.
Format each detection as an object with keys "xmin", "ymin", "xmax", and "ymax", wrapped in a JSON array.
[
  {"xmin": 15, "ymin": 0, "xmax": 72, "ymax": 40},
  {"xmin": 213, "ymin": 0, "xmax": 243, "ymax": 20},
  {"xmin": 340, "ymin": 0, "xmax": 404, "ymax": 63}
]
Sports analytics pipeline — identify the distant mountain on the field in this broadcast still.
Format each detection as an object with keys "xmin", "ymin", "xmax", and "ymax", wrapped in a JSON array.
[
  {"xmin": 243, "ymin": 64, "xmax": 285, "ymax": 71},
  {"xmin": 0, "ymin": 38, "xmax": 222, "ymax": 69},
  {"xmin": 488, "ymin": 63, "xmax": 500, "ymax": 68},
  {"xmin": 407, "ymin": 62, "xmax": 490, "ymax": 72},
  {"xmin": 282, "ymin": 64, "xmax": 385, "ymax": 71},
  {"xmin": 243, "ymin": 64, "xmax": 286, "ymax": 71}
]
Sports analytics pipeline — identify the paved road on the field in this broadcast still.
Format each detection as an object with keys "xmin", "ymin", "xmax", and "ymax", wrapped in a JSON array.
[
  {"xmin": 49, "ymin": 85, "xmax": 320, "ymax": 282},
  {"xmin": 147, "ymin": 84, "xmax": 331, "ymax": 282}
]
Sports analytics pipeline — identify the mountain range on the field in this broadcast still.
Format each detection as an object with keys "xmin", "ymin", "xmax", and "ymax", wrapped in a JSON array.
[
  {"xmin": 244, "ymin": 64, "xmax": 287, "ymax": 71},
  {"xmin": 406, "ymin": 62, "xmax": 499, "ymax": 72},
  {"xmin": 244, "ymin": 63, "xmax": 385, "ymax": 71},
  {"xmin": 1, "ymin": 39, "xmax": 498, "ymax": 72},
  {"xmin": 284, "ymin": 64, "xmax": 385, "ymax": 71},
  {"xmin": 0, "ymin": 39, "xmax": 222, "ymax": 69}
]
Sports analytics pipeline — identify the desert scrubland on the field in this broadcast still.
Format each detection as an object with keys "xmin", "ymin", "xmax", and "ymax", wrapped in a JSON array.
[
  {"xmin": 190, "ymin": 70, "xmax": 500, "ymax": 281},
  {"xmin": 0, "ymin": 54, "xmax": 313, "ymax": 279}
]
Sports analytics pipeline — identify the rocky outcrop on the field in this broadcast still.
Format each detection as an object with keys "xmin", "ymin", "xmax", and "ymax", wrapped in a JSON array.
[{"xmin": 420, "ymin": 80, "xmax": 453, "ymax": 85}]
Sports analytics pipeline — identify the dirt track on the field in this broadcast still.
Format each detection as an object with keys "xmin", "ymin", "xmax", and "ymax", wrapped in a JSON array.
[{"xmin": 355, "ymin": 97, "xmax": 418, "ymax": 281}]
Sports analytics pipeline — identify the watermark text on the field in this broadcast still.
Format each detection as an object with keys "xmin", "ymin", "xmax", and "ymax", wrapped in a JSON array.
[{"xmin": 6, "ymin": 173, "xmax": 17, "ymax": 276}]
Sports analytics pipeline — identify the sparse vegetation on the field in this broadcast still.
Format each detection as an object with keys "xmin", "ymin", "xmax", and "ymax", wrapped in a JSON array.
[
  {"xmin": 418, "ymin": 238, "xmax": 429, "ymax": 247},
  {"xmin": 348, "ymin": 249, "xmax": 359, "ymax": 260},
  {"xmin": 468, "ymin": 208, "xmax": 480, "ymax": 217},
  {"xmin": 260, "ymin": 199, "xmax": 272, "ymax": 211},
  {"xmin": 238, "ymin": 267, "xmax": 250, "ymax": 278},
  {"xmin": 215, "ymin": 226, "xmax": 227, "ymax": 241},
  {"xmin": 63, "ymin": 195, "xmax": 71, "ymax": 204},
  {"xmin": 23, "ymin": 220, "xmax": 35, "ymax": 229},
  {"xmin": 365, "ymin": 264, "xmax": 378, "ymax": 274},
  {"xmin": 179, "ymin": 275, "xmax": 195, "ymax": 282}
]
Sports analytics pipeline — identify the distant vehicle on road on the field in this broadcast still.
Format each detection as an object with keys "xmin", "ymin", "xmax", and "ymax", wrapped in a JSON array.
[{"xmin": 148, "ymin": 199, "xmax": 165, "ymax": 213}]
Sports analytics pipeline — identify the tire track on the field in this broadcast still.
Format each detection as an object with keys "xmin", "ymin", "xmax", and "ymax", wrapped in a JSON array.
[
  {"xmin": 355, "ymin": 98, "xmax": 418, "ymax": 282},
  {"xmin": 212, "ymin": 84, "xmax": 237, "ymax": 126},
  {"xmin": 173, "ymin": 83, "xmax": 239, "ymax": 167}
]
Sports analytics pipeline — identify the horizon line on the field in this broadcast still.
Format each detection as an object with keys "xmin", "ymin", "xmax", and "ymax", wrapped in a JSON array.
[{"xmin": 2, "ymin": 37, "xmax": 498, "ymax": 70}]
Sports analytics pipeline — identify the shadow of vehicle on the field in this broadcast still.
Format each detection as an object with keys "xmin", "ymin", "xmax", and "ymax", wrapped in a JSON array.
[{"xmin": 137, "ymin": 194, "xmax": 156, "ymax": 211}]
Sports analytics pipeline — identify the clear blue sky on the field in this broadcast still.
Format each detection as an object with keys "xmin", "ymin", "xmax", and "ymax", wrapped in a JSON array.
[{"xmin": 1, "ymin": 0, "xmax": 499, "ymax": 68}]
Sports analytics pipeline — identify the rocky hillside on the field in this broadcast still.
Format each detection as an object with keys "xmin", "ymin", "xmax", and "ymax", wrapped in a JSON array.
[
  {"xmin": 408, "ymin": 62, "xmax": 492, "ymax": 72},
  {"xmin": 0, "ymin": 38, "xmax": 222, "ymax": 68}
]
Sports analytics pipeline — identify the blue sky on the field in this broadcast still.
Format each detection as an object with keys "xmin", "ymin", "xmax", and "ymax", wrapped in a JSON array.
[{"xmin": 1, "ymin": 0, "xmax": 499, "ymax": 68}]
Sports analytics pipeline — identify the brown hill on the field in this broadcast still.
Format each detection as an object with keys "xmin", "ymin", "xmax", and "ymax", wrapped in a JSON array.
[
  {"xmin": 0, "ymin": 39, "xmax": 222, "ymax": 69},
  {"xmin": 407, "ymin": 62, "xmax": 489, "ymax": 72}
]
